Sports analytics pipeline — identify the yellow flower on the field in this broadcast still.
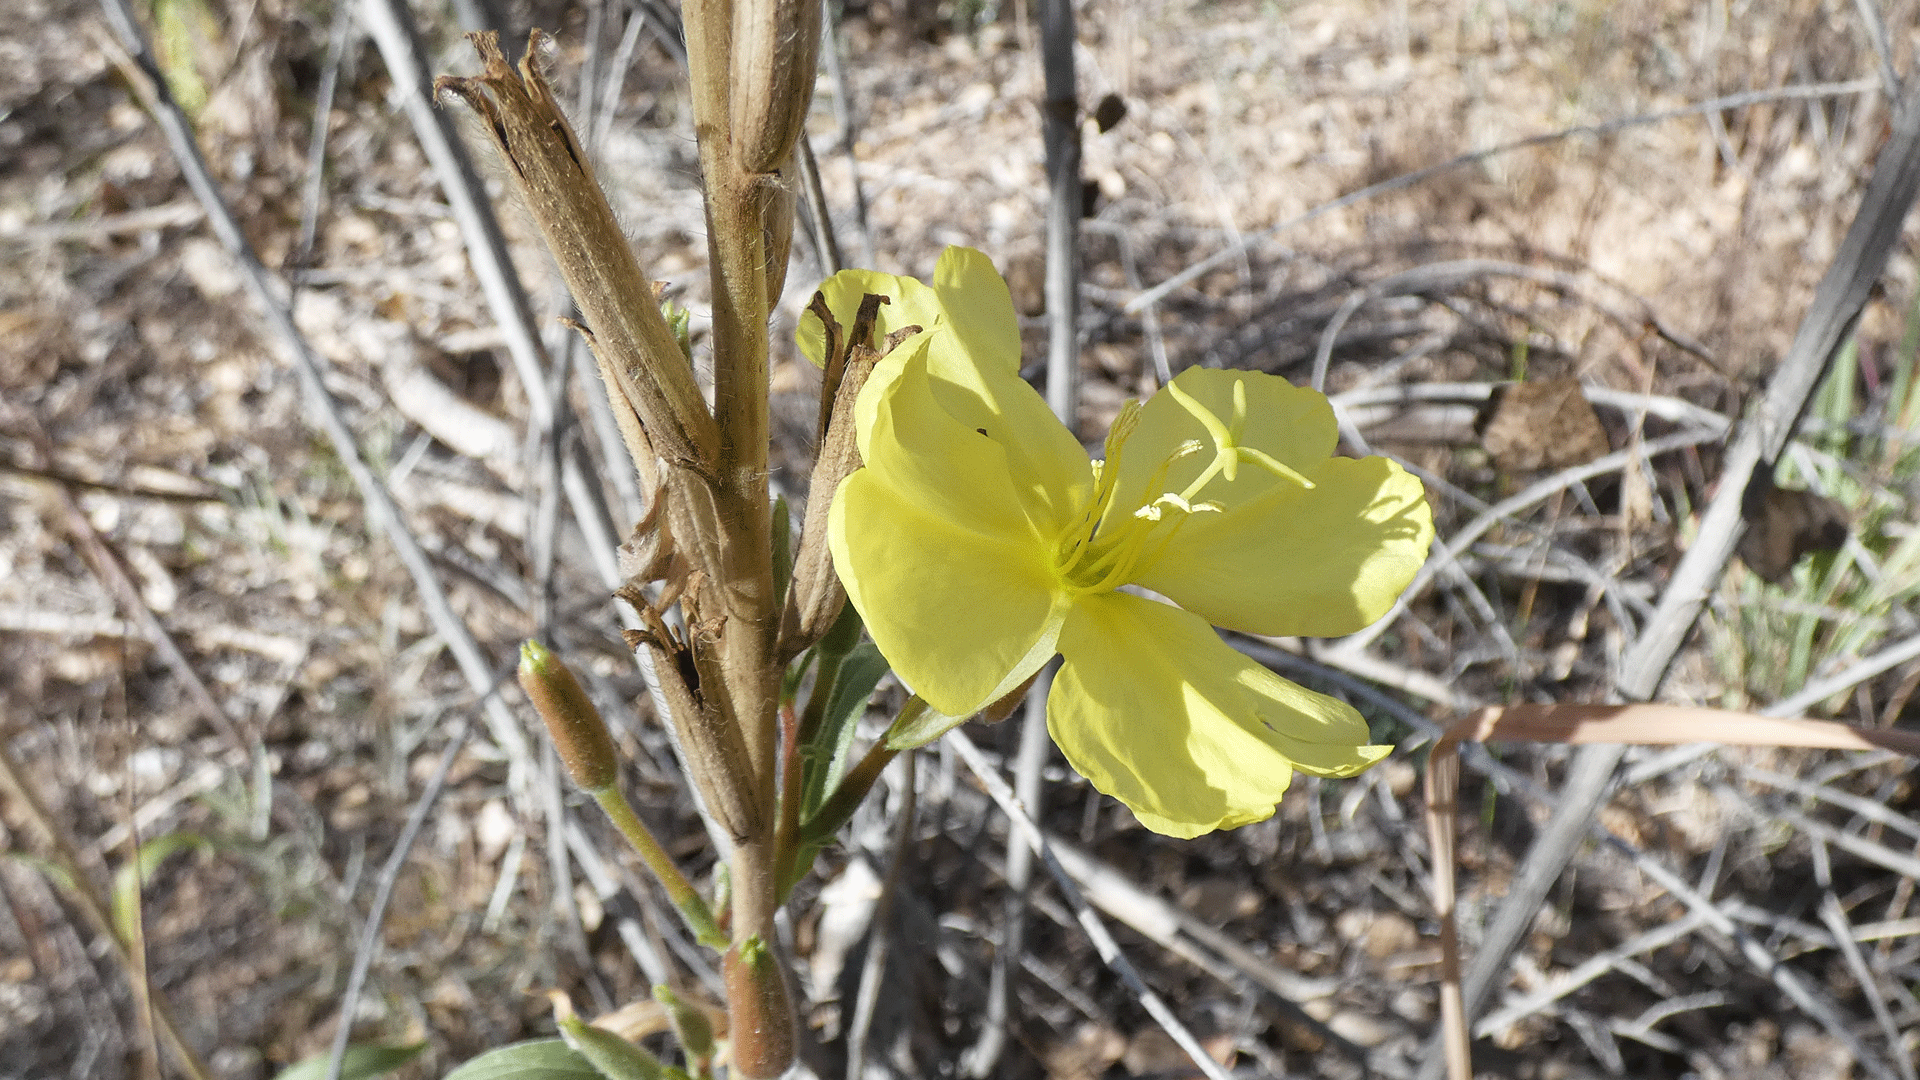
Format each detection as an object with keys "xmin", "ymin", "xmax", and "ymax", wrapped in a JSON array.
[{"xmin": 807, "ymin": 247, "xmax": 1433, "ymax": 837}]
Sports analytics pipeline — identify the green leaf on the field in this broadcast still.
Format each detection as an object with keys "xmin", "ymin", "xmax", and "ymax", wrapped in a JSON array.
[
  {"xmin": 558, "ymin": 1017, "xmax": 665, "ymax": 1080},
  {"xmin": 112, "ymin": 833, "xmax": 209, "ymax": 945},
  {"xmin": 804, "ymin": 641, "xmax": 889, "ymax": 817},
  {"xmin": 443, "ymin": 1040, "xmax": 602, "ymax": 1080},
  {"xmin": 272, "ymin": 1042, "xmax": 426, "ymax": 1080}
]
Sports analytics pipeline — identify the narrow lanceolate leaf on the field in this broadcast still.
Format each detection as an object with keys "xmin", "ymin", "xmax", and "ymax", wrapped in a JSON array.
[
  {"xmin": 558, "ymin": 1016, "xmax": 666, "ymax": 1080},
  {"xmin": 270, "ymin": 1042, "xmax": 425, "ymax": 1080},
  {"xmin": 806, "ymin": 641, "xmax": 888, "ymax": 817},
  {"xmin": 111, "ymin": 832, "xmax": 208, "ymax": 947},
  {"xmin": 441, "ymin": 1039, "xmax": 604, "ymax": 1080}
]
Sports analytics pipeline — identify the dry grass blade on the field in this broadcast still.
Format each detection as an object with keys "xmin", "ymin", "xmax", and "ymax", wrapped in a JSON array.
[{"xmin": 1423, "ymin": 702, "xmax": 1920, "ymax": 1080}]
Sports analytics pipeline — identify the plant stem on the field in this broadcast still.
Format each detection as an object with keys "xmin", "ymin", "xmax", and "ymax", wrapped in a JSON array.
[{"xmin": 593, "ymin": 788, "xmax": 726, "ymax": 947}]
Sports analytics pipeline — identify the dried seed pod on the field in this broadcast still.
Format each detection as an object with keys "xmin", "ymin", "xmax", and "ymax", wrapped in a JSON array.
[{"xmin": 730, "ymin": 0, "xmax": 821, "ymax": 174}]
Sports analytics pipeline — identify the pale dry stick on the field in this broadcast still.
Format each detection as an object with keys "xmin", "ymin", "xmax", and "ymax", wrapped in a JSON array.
[
  {"xmin": 845, "ymin": 753, "xmax": 917, "ymax": 1080},
  {"xmin": 292, "ymin": 0, "xmax": 356, "ymax": 266},
  {"xmin": 323, "ymin": 717, "xmax": 474, "ymax": 1080},
  {"xmin": 1433, "ymin": 77, "xmax": 1920, "ymax": 1079},
  {"xmin": 1312, "ymin": 259, "xmax": 1599, "ymax": 393},
  {"xmin": 42, "ymin": 477, "xmax": 245, "ymax": 749},
  {"xmin": 0, "ymin": 199, "xmax": 201, "ymax": 242},
  {"xmin": 1334, "ymin": 428, "xmax": 1723, "ymax": 659},
  {"xmin": 820, "ymin": 5, "xmax": 874, "ymax": 269},
  {"xmin": 1341, "ymin": 324, "xmax": 1455, "ymax": 396},
  {"xmin": 1615, "ymin": 832, "xmax": 1901, "ymax": 1080},
  {"xmin": 96, "ymin": 0, "xmax": 536, "ymax": 769},
  {"xmin": 1818, "ymin": 883, "xmax": 1917, "ymax": 1079},
  {"xmin": 1042, "ymin": 837, "xmax": 1391, "ymax": 1079},
  {"xmin": 590, "ymin": 7, "xmax": 649, "ymax": 154},
  {"xmin": 0, "ymin": 746, "xmax": 213, "ymax": 1080},
  {"xmin": 1126, "ymin": 78, "xmax": 1880, "ymax": 314},
  {"xmin": 1769, "ymin": 630, "xmax": 1920, "ymax": 718},
  {"xmin": 945, "ymin": 730, "xmax": 1238, "ymax": 1080},
  {"xmin": 1473, "ymin": 909, "xmax": 1713, "ymax": 1039},
  {"xmin": 964, "ymin": 674, "xmax": 1054, "ymax": 1078},
  {"xmin": 794, "ymin": 137, "xmax": 845, "ymax": 277},
  {"xmin": 1739, "ymin": 763, "xmax": 1920, "ymax": 844},
  {"xmin": 1085, "ymin": 220, "xmax": 1171, "ymax": 385},
  {"xmin": 1333, "ymin": 381, "xmax": 1732, "ymax": 435},
  {"xmin": 1850, "ymin": 0, "xmax": 1902, "ymax": 102},
  {"xmin": 356, "ymin": 0, "xmax": 554, "ymax": 422},
  {"xmin": 1775, "ymin": 805, "xmax": 1920, "ymax": 883}
]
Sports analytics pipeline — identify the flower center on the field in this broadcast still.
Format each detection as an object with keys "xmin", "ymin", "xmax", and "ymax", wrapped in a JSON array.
[{"xmin": 1052, "ymin": 377, "xmax": 1315, "ymax": 595}]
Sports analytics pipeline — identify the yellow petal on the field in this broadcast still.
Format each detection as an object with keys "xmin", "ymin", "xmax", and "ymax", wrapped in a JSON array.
[
  {"xmin": 829, "ymin": 469, "xmax": 1066, "ymax": 717},
  {"xmin": 854, "ymin": 266, "xmax": 1093, "ymax": 540},
  {"xmin": 1103, "ymin": 368, "xmax": 1338, "ymax": 530},
  {"xmin": 796, "ymin": 268, "xmax": 945, "ymax": 368},
  {"xmin": 1138, "ymin": 454, "xmax": 1433, "ymax": 637},
  {"xmin": 1049, "ymin": 592, "xmax": 1389, "ymax": 838},
  {"xmin": 858, "ymin": 337, "xmax": 1073, "ymax": 542},
  {"xmin": 931, "ymin": 246, "xmax": 1022, "ymax": 378}
]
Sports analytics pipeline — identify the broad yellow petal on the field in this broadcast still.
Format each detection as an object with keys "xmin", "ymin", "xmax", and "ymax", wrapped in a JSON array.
[
  {"xmin": 852, "ymin": 264, "xmax": 1093, "ymax": 540},
  {"xmin": 829, "ymin": 469, "xmax": 1065, "ymax": 717},
  {"xmin": 1049, "ymin": 592, "xmax": 1389, "ymax": 838},
  {"xmin": 796, "ymin": 268, "xmax": 944, "ymax": 368},
  {"xmin": 1138, "ymin": 454, "xmax": 1433, "ymax": 637},
  {"xmin": 931, "ymin": 246, "xmax": 1022, "ymax": 379},
  {"xmin": 858, "ymin": 338, "xmax": 1072, "ymax": 543},
  {"xmin": 1103, "ymin": 368, "xmax": 1338, "ymax": 531}
]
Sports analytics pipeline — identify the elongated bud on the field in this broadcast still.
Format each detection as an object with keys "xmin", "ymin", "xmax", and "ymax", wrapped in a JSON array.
[
  {"xmin": 723, "ymin": 936, "xmax": 795, "ymax": 1079},
  {"xmin": 558, "ymin": 1015, "xmax": 666, "ymax": 1080},
  {"xmin": 730, "ymin": 0, "xmax": 821, "ymax": 173},
  {"xmin": 519, "ymin": 640, "xmax": 620, "ymax": 792},
  {"xmin": 652, "ymin": 985, "xmax": 716, "ymax": 1068}
]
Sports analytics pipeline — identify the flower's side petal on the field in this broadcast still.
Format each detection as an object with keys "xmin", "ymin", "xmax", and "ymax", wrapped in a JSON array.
[
  {"xmin": 1107, "ymin": 369, "xmax": 1337, "ymax": 524},
  {"xmin": 829, "ymin": 469, "xmax": 1064, "ymax": 717},
  {"xmin": 852, "ymin": 296, "xmax": 1093, "ymax": 540},
  {"xmin": 797, "ymin": 269, "xmax": 943, "ymax": 367},
  {"xmin": 917, "ymin": 248, "xmax": 1091, "ymax": 536},
  {"xmin": 1048, "ymin": 593, "xmax": 1384, "ymax": 838},
  {"xmin": 1142, "ymin": 454, "xmax": 1432, "ymax": 637},
  {"xmin": 857, "ymin": 339, "xmax": 1057, "ymax": 542},
  {"xmin": 932, "ymin": 247, "xmax": 1022, "ymax": 377}
]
